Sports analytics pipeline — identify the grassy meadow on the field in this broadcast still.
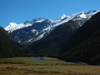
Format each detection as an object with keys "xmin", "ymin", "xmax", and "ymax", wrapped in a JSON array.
[{"xmin": 0, "ymin": 57, "xmax": 100, "ymax": 75}]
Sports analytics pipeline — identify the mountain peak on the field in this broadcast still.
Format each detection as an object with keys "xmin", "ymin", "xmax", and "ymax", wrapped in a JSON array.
[
  {"xmin": 61, "ymin": 14, "xmax": 67, "ymax": 19},
  {"xmin": 4, "ymin": 22, "xmax": 18, "ymax": 33},
  {"xmin": 85, "ymin": 10, "xmax": 99, "ymax": 14},
  {"xmin": 71, "ymin": 10, "xmax": 100, "ymax": 20},
  {"xmin": 4, "ymin": 10, "xmax": 100, "ymax": 42},
  {"xmin": 9, "ymin": 22, "xmax": 17, "ymax": 27}
]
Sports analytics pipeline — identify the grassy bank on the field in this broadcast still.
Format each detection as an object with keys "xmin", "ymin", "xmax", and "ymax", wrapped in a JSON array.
[
  {"xmin": 0, "ymin": 57, "xmax": 68, "ymax": 66},
  {"xmin": 0, "ymin": 57, "xmax": 100, "ymax": 75},
  {"xmin": 41, "ymin": 57, "xmax": 61, "ymax": 61}
]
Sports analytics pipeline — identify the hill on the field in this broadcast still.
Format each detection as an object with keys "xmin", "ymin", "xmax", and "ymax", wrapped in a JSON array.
[
  {"xmin": 29, "ymin": 18, "xmax": 88, "ymax": 57},
  {"xmin": 60, "ymin": 12, "xmax": 100, "ymax": 65},
  {"xmin": 0, "ymin": 26, "xmax": 33, "ymax": 58}
]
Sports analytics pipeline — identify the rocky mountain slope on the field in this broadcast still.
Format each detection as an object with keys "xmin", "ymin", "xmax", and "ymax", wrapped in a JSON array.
[
  {"xmin": 28, "ymin": 19, "xmax": 87, "ymax": 57},
  {"xmin": 28, "ymin": 11, "xmax": 100, "ymax": 65},
  {"xmin": 2, "ymin": 10, "xmax": 100, "ymax": 65},
  {"xmin": 5, "ymin": 10, "xmax": 99, "ymax": 43}
]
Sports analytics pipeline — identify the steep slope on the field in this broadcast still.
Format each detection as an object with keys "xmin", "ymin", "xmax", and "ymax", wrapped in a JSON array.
[
  {"xmin": 5, "ymin": 10, "xmax": 99, "ymax": 43},
  {"xmin": 0, "ymin": 26, "xmax": 33, "ymax": 58},
  {"xmin": 28, "ymin": 17, "xmax": 89, "ymax": 57},
  {"xmin": 0, "ymin": 26, "xmax": 20, "ymax": 58},
  {"xmin": 60, "ymin": 12, "xmax": 100, "ymax": 65},
  {"xmin": 5, "ymin": 18, "xmax": 53, "ymax": 43}
]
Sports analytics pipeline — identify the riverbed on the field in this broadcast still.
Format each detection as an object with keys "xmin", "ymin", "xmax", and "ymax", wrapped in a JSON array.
[{"xmin": 25, "ymin": 57, "xmax": 80, "ymax": 65}]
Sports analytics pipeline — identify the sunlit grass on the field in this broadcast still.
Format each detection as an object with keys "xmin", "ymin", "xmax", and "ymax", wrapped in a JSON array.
[
  {"xmin": 0, "ymin": 57, "xmax": 31, "ymax": 64},
  {"xmin": 0, "ymin": 57, "xmax": 68, "ymax": 66},
  {"xmin": 41, "ymin": 57, "xmax": 61, "ymax": 61},
  {"xmin": 0, "ymin": 64, "xmax": 95, "ymax": 75},
  {"xmin": 0, "ymin": 57, "xmax": 99, "ymax": 75}
]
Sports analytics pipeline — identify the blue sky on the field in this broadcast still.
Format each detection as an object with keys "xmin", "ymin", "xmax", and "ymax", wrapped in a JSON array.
[{"xmin": 0, "ymin": 0, "xmax": 100, "ymax": 28}]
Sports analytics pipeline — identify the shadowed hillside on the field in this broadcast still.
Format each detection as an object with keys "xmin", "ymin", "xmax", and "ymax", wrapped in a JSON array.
[
  {"xmin": 60, "ymin": 12, "xmax": 100, "ymax": 65},
  {"xmin": 0, "ymin": 26, "xmax": 33, "ymax": 58},
  {"xmin": 28, "ymin": 19, "xmax": 84, "ymax": 57}
]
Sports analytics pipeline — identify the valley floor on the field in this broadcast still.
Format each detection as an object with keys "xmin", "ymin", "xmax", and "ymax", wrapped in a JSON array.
[{"xmin": 0, "ymin": 57, "xmax": 100, "ymax": 75}]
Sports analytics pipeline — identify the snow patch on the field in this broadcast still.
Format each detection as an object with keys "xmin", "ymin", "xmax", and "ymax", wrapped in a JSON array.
[
  {"xmin": 5, "ymin": 22, "xmax": 33, "ymax": 33},
  {"xmin": 4, "ymin": 10, "xmax": 100, "ymax": 42},
  {"xmin": 79, "ymin": 14, "xmax": 87, "ymax": 18},
  {"xmin": 61, "ymin": 14, "xmax": 67, "ymax": 19},
  {"xmin": 28, "ymin": 38, "xmax": 34, "ymax": 42},
  {"xmin": 35, "ymin": 19, "xmax": 45, "ymax": 23},
  {"xmin": 31, "ymin": 29, "xmax": 36, "ymax": 33}
]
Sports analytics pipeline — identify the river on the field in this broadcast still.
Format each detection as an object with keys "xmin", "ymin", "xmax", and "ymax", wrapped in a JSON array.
[{"xmin": 25, "ymin": 57, "xmax": 80, "ymax": 65}]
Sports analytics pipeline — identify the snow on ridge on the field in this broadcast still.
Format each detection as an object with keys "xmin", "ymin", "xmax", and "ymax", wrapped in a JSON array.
[
  {"xmin": 5, "ymin": 22, "xmax": 18, "ymax": 33},
  {"xmin": 28, "ymin": 38, "xmax": 34, "ymax": 42},
  {"xmin": 52, "ymin": 14, "xmax": 71, "ymax": 25},
  {"xmin": 5, "ymin": 22, "xmax": 32, "ymax": 33},
  {"xmin": 35, "ymin": 19, "xmax": 45, "ymax": 23},
  {"xmin": 4, "ymin": 10, "xmax": 100, "ymax": 43},
  {"xmin": 71, "ymin": 10, "xmax": 99, "ymax": 19},
  {"xmin": 79, "ymin": 13, "xmax": 87, "ymax": 18},
  {"xmin": 5, "ymin": 10, "xmax": 99, "ymax": 33},
  {"xmin": 52, "ymin": 10, "xmax": 99, "ymax": 28},
  {"xmin": 54, "ymin": 14, "xmax": 69, "ymax": 21},
  {"xmin": 61, "ymin": 14, "xmax": 67, "ymax": 19}
]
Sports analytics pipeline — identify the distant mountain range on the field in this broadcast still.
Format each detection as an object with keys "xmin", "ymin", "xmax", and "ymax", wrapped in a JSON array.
[
  {"xmin": 27, "ymin": 10, "xmax": 100, "ymax": 65},
  {"xmin": 28, "ymin": 11, "xmax": 100, "ymax": 65},
  {"xmin": 5, "ymin": 10, "xmax": 99, "ymax": 43},
  {"xmin": 1, "ymin": 10, "xmax": 100, "ymax": 65}
]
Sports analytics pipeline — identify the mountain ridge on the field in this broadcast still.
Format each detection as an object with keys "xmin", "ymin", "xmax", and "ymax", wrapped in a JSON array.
[
  {"xmin": 4, "ymin": 10, "xmax": 99, "ymax": 43},
  {"xmin": 0, "ymin": 10, "xmax": 100, "ymax": 65},
  {"xmin": 59, "ymin": 11, "xmax": 100, "ymax": 65}
]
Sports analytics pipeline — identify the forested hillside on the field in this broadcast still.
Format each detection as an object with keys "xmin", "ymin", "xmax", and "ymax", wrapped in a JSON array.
[
  {"xmin": 60, "ymin": 12, "xmax": 100, "ymax": 65},
  {"xmin": 28, "ymin": 19, "xmax": 82, "ymax": 57},
  {"xmin": 0, "ymin": 26, "xmax": 33, "ymax": 58}
]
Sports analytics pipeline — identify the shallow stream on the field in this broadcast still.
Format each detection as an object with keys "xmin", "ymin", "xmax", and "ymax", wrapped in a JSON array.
[{"xmin": 25, "ymin": 57, "xmax": 80, "ymax": 65}]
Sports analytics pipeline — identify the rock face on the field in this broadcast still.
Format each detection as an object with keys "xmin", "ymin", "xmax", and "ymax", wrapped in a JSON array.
[{"xmin": 5, "ymin": 10, "xmax": 99, "ymax": 43}]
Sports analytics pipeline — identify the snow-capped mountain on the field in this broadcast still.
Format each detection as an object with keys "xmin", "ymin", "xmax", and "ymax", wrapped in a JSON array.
[
  {"xmin": 5, "ymin": 18, "xmax": 47, "ymax": 33},
  {"xmin": 5, "ymin": 10, "xmax": 99, "ymax": 43},
  {"xmin": 72, "ymin": 10, "xmax": 99, "ymax": 19}
]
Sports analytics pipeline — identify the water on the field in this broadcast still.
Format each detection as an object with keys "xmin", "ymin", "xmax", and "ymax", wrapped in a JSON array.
[
  {"xmin": 25, "ymin": 57, "xmax": 65, "ymax": 62},
  {"xmin": 25, "ymin": 57, "xmax": 80, "ymax": 65}
]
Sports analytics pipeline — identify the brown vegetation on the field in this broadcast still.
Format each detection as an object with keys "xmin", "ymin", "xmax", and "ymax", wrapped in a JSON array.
[
  {"xmin": 0, "ymin": 64, "xmax": 100, "ymax": 75},
  {"xmin": 0, "ymin": 57, "xmax": 100, "ymax": 75}
]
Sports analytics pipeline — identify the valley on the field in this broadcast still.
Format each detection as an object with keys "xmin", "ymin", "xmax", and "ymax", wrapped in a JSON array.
[
  {"xmin": 0, "ymin": 10, "xmax": 100, "ymax": 75},
  {"xmin": 0, "ymin": 0, "xmax": 100, "ymax": 74},
  {"xmin": 0, "ymin": 57, "xmax": 100, "ymax": 75}
]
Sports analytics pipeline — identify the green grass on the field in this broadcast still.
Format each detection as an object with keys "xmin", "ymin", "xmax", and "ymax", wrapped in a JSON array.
[
  {"xmin": 0, "ymin": 57, "xmax": 31, "ymax": 64},
  {"xmin": 79, "ymin": 62, "xmax": 89, "ymax": 65}
]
